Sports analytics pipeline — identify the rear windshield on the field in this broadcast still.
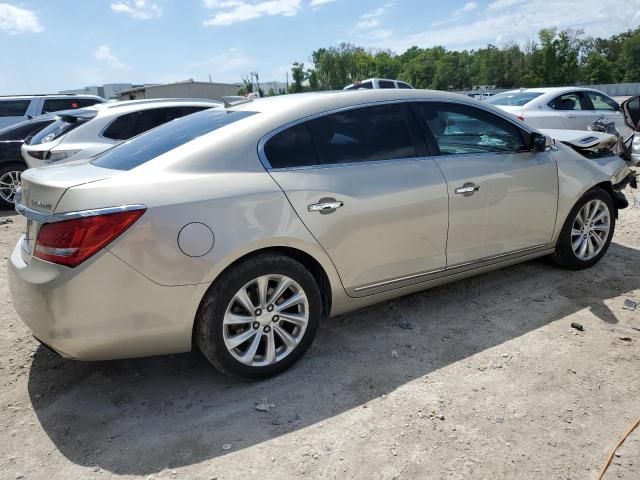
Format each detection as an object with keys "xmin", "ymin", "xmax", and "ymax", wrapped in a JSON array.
[
  {"xmin": 92, "ymin": 109, "xmax": 257, "ymax": 171},
  {"xmin": 486, "ymin": 92, "xmax": 543, "ymax": 107},
  {"xmin": 28, "ymin": 109, "xmax": 97, "ymax": 145}
]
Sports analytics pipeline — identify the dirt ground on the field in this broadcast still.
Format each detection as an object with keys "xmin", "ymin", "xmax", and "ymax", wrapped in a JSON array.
[{"xmin": 1, "ymin": 190, "xmax": 639, "ymax": 480}]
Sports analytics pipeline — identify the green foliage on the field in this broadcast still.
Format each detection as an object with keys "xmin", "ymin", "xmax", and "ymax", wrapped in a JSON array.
[{"xmin": 288, "ymin": 27, "xmax": 640, "ymax": 92}]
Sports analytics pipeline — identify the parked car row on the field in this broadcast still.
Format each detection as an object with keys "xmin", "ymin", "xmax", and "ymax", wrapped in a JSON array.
[
  {"xmin": 0, "ymin": 98, "xmax": 220, "ymax": 208},
  {"xmin": 7, "ymin": 88, "xmax": 637, "ymax": 379}
]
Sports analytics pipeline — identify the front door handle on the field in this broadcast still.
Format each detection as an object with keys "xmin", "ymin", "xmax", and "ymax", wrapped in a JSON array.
[
  {"xmin": 455, "ymin": 183, "xmax": 480, "ymax": 196},
  {"xmin": 308, "ymin": 198, "xmax": 343, "ymax": 214}
]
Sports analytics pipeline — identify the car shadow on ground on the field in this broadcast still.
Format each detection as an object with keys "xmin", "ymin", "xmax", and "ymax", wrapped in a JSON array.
[{"xmin": 26, "ymin": 241, "xmax": 640, "ymax": 475}]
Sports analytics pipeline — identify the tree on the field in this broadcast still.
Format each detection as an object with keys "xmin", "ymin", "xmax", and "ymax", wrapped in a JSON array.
[
  {"xmin": 289, "ymin": 62, "xmax": 305, "ymax": 93},
  {"xmin": 582, "ymin": 52, "xmax": 614, "ymax": 84}
]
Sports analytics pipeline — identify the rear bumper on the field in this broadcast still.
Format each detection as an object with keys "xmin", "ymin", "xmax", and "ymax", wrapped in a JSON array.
[{"xmin": 7, "ymin": 238, "xmax": 200, "ymax": 360}]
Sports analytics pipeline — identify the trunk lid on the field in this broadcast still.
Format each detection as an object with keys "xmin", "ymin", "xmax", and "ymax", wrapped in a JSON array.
[{"xmin": 19, "ymin": 161, "xmax": 117, "ymax": 215}]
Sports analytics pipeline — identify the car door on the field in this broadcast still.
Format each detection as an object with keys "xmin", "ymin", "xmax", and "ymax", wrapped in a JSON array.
[
  {"xmin": 262, "ymin": 102, "xmax": 449, "ymax": 296},
  {"xmin": 410, "ymin": 101, "xmax": 558, "ymax": 267},
  {"xmin": 583, "ymin": 91, "xmax": 630, "ymax": 136},
  {"xmin": 547, "ymin": 91, "xmax": 596, "ymax": 130},
  {"xmin": 621, "ymin": 96, "xmax": 640, "ymax": 134}
]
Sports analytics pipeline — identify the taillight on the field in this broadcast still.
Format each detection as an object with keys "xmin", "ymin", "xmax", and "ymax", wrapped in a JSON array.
[
  {"xmin": 34, "ymin": 209, "xmax": 145, "ymax": 267},
  {"xmin": 29, "ymin": 150, "xmax": 49, "ymax": 160}
]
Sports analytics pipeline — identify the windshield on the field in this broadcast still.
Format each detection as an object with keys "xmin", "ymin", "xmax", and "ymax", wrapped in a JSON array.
[
  {"xmin": 91, "ymin": 109, "xmax": 257, "ymax": 171},
  {"xmin": 486, "ymin": 92, "xmax": 543, "ymax": 107}
]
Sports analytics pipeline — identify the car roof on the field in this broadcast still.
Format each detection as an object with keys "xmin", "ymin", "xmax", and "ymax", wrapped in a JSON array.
[
  {"xmin": 499, "ymin": 87, "xmax": 608, "ymax": 96},
  {"xmin": 228, "ymin": 89, "xmax": 523, "ymax": 132},
  {"xmin": 70, "ymin": 98, "xmax": 222, "ymax": 116},
  {"xmin": 0, "ymin": 94, "xmax": 104, "ymax": 101}
]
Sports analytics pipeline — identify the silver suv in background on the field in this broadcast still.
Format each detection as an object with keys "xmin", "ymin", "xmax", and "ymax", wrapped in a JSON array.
[
  {"xmin": 22, "ymin": 99, "xmax": 220, "ymax": 168},
  {"xmin": 0, "ymin": 95, "xmax": 105, "ymax": 129},
  {"xmin": 344, "ymin": 78, "xmax": 414, "ymax": 90}
]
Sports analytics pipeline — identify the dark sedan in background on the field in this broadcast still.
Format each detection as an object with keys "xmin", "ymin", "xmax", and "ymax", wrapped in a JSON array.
[{"xmin": 0, "ymin": 116, "xmax": 55, "ymax": 208}]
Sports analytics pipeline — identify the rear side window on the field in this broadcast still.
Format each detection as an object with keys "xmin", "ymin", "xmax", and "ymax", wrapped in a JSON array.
[
  {"xmin": 0, "ymin": 118, "xmax": 55, "ymax": 140},
  {"xmin": 412, "ymin": 102, "xmax": 527, "ymax": 155},
  {"xmin": 379, "ymin": 80, "xmax": 396, "ymax": 89},
  {"xmin": 359, "ymin": 82, "xmax": 373, "ymax": 89},
  {"xmin": 486, "ymin": 92, "xmax": 542, "ymax": 106},
  {"xmin": 548, "ymin": 93, "xmax": 584, "ymax": 111},
  {"xmin": 102, "ymin": 106, "xmax": 209, "ymax": 140},
  {"xmin": 92, "ymin": 109, "xmax": 256, "ymax": 171},
  {"xmin": 43, "ymin": 98, "xmax": 101, "ymax": 113},
  {"xmin": 264, "ymin": 104, "xmax": 417, "ymax": 168},
  {"xmin": 585, "ymin": 92, "xmax": 618, "ymax": 111},
  {"xmin": 0, "ymin": 100, "xmax": 30, "ymax": 117},
  {"xmin": 398, "ymin": 82, "xmax": 413, "ymax": 89}
]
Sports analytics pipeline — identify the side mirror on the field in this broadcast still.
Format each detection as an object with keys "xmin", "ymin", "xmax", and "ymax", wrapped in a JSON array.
[{"xmin": 532, "ymin": 132, "xmax": 548, "ymax": 152}]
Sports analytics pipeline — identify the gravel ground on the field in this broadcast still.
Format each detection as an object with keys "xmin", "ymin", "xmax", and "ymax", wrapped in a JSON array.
[{"xmin": 1, "ymin": 191, "xmax": 639, "ymax": 480}]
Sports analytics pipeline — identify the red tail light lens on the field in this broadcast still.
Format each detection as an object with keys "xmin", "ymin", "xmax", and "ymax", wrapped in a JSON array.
[{"xmin": 34, "ymin": 209, "xmax": 145, "ymax": 267}]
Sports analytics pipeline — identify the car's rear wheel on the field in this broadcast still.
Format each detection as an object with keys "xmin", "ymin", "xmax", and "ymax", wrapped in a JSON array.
[
  {"xmin": 0, "ymin": 163, "xmax": 25, "ymax": 209},
  {"xmin": 552, "ymin": 187, "xmax": 615, "ymax": 269},
  {"xmin": 195, "ymin": 253, "xmax": 321, "ymax": 379}
]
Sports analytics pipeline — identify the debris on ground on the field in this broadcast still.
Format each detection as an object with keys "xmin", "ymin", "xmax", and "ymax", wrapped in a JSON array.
[
  {"xmin": 398, "ymin": 322, "xmax": 414, "ymax": 330},
  {"xmin": 390, "ymin": 350, "xmax": 399, "ymax": 359},
  {"xmin": 221, "ymin": 444, "xmax": 232, "ymax": 451},
  {"xmin": 255, "ymin": 398, "xmax": 276, "ymax": 413},
  {"xmin": 570, "ymin": 322, "xmax": 584, "ymax": 331},
  {"xmin": 623, "ymin": 299, "xmax": 637, "ymax": 311},
  {"xmin": 0, "ymin": 218, "xmax": 13, "ymax": 225},
  {"xmin": 619, "ymin": 337, "xmax": 632, "ymax": 342}
]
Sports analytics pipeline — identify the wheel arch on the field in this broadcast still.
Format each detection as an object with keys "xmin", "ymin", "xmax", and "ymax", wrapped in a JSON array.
[{"xmin": 191, "ymin": 245, "xmax": 335, "ymax": 343}]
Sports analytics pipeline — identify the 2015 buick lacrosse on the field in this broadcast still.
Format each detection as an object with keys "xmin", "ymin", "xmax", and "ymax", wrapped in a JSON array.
[{"xmin": 8, "ymin": 89, "xmax": 634, "ymax": 379}]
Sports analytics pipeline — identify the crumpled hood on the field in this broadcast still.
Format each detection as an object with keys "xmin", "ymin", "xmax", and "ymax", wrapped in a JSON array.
[{"xmin": 539, "ymin": 129, "xmax": 617, "ymax": 150}]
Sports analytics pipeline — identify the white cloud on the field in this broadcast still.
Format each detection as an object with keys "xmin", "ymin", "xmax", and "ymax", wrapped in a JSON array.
[
  {"xmin": 458, "ymin": 1, "xmax": 477, "ymax": 13},
  {"xmin": 95, "ymin": 45, "xmax": 130, "ymax": 70},
  {"xmin": 189, "ymin": 48, "xmax": 254, "ymax": 72},
  {"xmin": 488, "ymin": 0, "xmax": 526, "ymax": 9},
  {"xmin": 355, "ymin": 3, "xmax": 393, "ymax": 30},
  {"xmin": 310, "ymin": 0, "xmax": 335, "ymax": 8},
  {"xmin": 110, "ymin": 0, "xmax": 162, "ymax": 19},
  {"xmin": 368, "ymin": 0, "xmax": 640, "ymax": 51},
  {"xmin": 203, "ymin": 0, "xmax": 301, "ymax": 26},
  {"xmin": 0, "ymin": 3, "xmax": 43, "ymax": 34}
]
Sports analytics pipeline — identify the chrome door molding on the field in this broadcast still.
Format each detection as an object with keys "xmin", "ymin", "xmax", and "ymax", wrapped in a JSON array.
[{"xmin": 351, "ymin": 243, "xmax": 554, "ymax": 296}]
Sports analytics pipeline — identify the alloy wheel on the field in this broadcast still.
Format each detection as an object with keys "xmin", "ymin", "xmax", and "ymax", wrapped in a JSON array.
[
  {"xmin": 223, "ymin": 274, "xmax": 309, "ymax": 367},
  {"xmin": 571, "ymin": 199, "xmax": 611, "ymax": 261},
  {"xmin": 0, "ymin": 170, "xmax": 21, "ymax": 204}
]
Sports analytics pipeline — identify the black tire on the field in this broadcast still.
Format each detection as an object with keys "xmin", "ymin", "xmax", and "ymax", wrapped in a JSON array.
[
  {"xmin": 195, "ymin": 253, "xmax": 322, "ymax": 380},
  {"xmin": 552, "ymin": 187, "xmax": 616, "ymax": 270},
  {"xmin": 0, "ymin": 162, "xmax": 25, "ymax": 210}
]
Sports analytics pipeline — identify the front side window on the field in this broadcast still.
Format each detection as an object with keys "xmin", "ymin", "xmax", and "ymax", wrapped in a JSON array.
[
  {"xmin": 412, "ymin": 102, "xmax": 527, "ymax": 155},
  {"xmin": 264, "ymin": 104, "xmax": 417, "ymax": 168},
  {"xmin": 585, "ymin": 91, "xmax": 618, "ymax": 111},
  {"xmin": 548, "ymin": 93, "xmax": 584, "ymax": 111},
  {"xmin": 0, "ymin": 100, "xmax": 30, "ymax": 117},
  {"xmin": 379, "ymin": 80, "xmax": 396, "ymax": 89}
]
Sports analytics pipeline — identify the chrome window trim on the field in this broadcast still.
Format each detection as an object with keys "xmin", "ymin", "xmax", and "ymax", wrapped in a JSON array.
[{"xmin": 258, "ymin": 98, "xmax": 537, "ymax": 171}]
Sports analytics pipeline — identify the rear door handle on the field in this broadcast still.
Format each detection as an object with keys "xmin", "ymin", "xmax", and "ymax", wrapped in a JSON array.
[
  {"xmin": 308, "ymin": 198, "xmax": 343, "ymax": 214},
  {"xmin": 455, "ymin": 183, "xmax": 480, "ymax": 196}
]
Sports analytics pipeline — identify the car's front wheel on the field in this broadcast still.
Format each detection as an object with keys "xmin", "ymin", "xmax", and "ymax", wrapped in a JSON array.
[
  {"xmin": 552, "ymin": 187, "xmax": 616, "ymax": 269},
  {"xmin": 195, "ymin": 253, "xmax": 322, "ymax": 379},
  {"xmin": 0, "ymin": 163, "xmax": 25, "ymax": 209}
]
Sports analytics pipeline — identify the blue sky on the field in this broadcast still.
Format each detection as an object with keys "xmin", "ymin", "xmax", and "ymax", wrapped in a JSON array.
[{"xmin": 0, "ymin": 0, "xmax": 639, "ymax": 94}]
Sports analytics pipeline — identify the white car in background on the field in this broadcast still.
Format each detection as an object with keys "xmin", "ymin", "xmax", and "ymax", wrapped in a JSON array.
[
  {"xmin": 486, "ymin": 87, "xmax": 634, "ymax": 137},
  {"xmin": 22, "ymin": 99, "xmax": 221, "ymax": 168},
  {"xmin": 344, "ymin": 78, "xmax": 414, "ymax": 90},
  {"xmin": 0, "ymin": 94, "xmax": 105, "ymax": 129}
]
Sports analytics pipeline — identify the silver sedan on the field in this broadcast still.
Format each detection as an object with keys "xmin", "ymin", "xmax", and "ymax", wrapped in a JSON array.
[{"xmin": 8, "ymin": 89, "xmax": 634, "ymax": 379}]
